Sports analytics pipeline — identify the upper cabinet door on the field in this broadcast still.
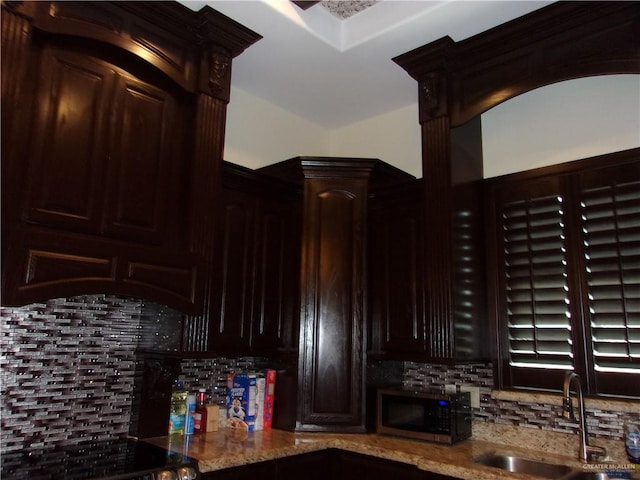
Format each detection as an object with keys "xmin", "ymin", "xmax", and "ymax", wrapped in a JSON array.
[
  {"xmin": 103, "ymin": 72, "xmax": 180, "ymax": 244},
  {"xmin": 206, "ymin": 165, "xmax": 300, "ymax": 356},
  {"xmin": 25, "ymin": 46, "xmax": 181, "ymax": 245},
  {"xmin": 1, "ymin": 1, "xmax": 262, "ymax": 314},
  {"xmin": 295, "ymin": 162, "xmax": 371, "ymax": 433},
  {"xmin": 209, "ymin": 189, "xmax": 255, "ymax": 352},
  {"xmin": 368, "ymin": 182, "xmax": 425, "ymax": 358},
  {"xmin": 250, "ymin": 195, "xmax": 299, "ymax": 353},
  {"xmin": 25, "ymin": 47, "xmax": 115, "ymax": 233}
]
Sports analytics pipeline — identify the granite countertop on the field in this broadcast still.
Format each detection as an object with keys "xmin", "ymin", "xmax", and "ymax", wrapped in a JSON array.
[{"xmin": 144, "ymin": 426, "xmax": 640, "ymax": 479}]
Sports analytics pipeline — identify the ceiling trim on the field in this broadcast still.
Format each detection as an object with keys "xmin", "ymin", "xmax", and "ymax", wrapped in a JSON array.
[{"xmin": 291, "ymin": 1, "xmax": 320, "ymax": 11}]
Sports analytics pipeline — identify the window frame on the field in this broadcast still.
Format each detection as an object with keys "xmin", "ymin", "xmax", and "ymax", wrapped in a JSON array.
[{"xmin": 485, "ymin": 148, "xmax": 640, "ymax": 398}]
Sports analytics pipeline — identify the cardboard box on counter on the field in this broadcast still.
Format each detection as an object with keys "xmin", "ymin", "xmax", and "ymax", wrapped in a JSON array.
[
  {"xmin": 205, "ymin": 404, "xmax": 219, "ymax": 432},
  {"xmin": 223, "ymin": 369, "xmax": 277, "ymax": 432},
  {"xmin": 226, "ymin": 372, "xmax": 258, "ymax": 432}
]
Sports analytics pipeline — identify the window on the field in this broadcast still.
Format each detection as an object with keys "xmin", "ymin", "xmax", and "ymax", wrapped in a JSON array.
[{"xmin": 486, "ymin": 149, "xmax": 639, "ymax": 397}]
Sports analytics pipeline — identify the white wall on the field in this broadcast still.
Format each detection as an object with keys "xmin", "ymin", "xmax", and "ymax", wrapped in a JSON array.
[
  {"xmin": 224, "ymin": 86, "xmax": 331, "ymax": 169},
  {"xmin": 481, "ymin": 75, "xmax": 640, "ymax": 178},
  {"xmin": 329, "ymin": 103, "xmax": 422, "ymax": 178},
  {"xmin": 224, "ymin": 75, "xmax": 639, "ymax": 178}
]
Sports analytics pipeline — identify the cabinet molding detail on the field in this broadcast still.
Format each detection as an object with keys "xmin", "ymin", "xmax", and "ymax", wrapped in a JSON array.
[
  {"xmin": 394, "ymin": 2, "xmax": 640, "ymax": 126},
  {"xmin": 1, "ymin": 1, "xmax": 261, "ymax": 315}
]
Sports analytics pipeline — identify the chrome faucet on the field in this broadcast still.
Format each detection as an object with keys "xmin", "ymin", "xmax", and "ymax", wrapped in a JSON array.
[{"xmin": 562, "ymin": 371, "xmax": 606, "ymax": 462}]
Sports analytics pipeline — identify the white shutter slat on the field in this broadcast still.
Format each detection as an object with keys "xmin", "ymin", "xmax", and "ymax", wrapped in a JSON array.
[
  {"xmin": 502, "ymin": 193, "xmax": 573, "ymax": 369},
  {"xmin": 582, "ymin": 178, "xmax": 640, "ymax": 374}
]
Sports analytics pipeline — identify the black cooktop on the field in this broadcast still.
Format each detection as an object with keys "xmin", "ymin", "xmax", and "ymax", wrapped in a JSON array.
[{"xmin": 0, "ymin": 438, "xmax": 196, "ymax": 480}]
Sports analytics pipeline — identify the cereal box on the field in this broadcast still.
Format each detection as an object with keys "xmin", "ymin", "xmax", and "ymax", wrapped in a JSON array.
[{"xmin": 226, "ymin": 372, "xmax": 257, "ymax": 432}]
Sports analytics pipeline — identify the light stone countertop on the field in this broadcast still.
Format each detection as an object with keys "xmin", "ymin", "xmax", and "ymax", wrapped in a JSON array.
[{"xmin": 144, "ymin": 423, "xmax": 640, "ymax": 479}]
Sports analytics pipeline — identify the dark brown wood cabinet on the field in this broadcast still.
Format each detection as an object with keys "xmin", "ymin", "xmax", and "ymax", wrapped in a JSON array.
[
  {"xmin": 276, "ymin": 450, "xmax": 331, "ymax": 480},
  {"xmin": 203, "ymin": 460, "xmax": 277, "ymax": 480},
  {"xmin": 335, "ymin": 451, "xmax": 455, "ymax": 480},
  {"xmin": 23, "ymin": 45, "xmax": 182, "ymax": 244},
  {"xmin": 368, "ymin": 180, "xmax": 426, "ymax": 359},
  {"xmin": 367, "ymin": 166, "xmax": 487, "ymax": 362},
  {"xmin": 295, "ymin": 159, "xmax": 371, "ymax": 431},
  {"xmin": 204, "ymin": 164, "xmax": 301, "ymax": 356},
  {"xmin": 1, "ymin": 1, "xmax": 261, "ymax": 314},
  {"xmin": 258, "ymin": 158, "xmax": 416, "ymax": 431},
  {"xmin": 200, "ymin": 450, "xmax": 457, "ymax": 480}
]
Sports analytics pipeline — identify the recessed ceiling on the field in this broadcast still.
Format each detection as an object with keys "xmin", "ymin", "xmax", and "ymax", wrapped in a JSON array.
[
  {"xmin": 181, "ymin": 0, "xmax": 554, "ymax": 129},
  {"xmin": 320, "ymin": 1, "xmax": 379, "ymax": 19}
]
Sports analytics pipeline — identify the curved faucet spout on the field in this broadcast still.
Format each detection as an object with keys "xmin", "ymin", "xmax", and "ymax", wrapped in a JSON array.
[
  {"xmin": 562, "ymin": 372, "xmax": 577, "ymax": 420},
  {"xmin": 561, "ymin": 371, "xmax": 606, "ymax": 462}
]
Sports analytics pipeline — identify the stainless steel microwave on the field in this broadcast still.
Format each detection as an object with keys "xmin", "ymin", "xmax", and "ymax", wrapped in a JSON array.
[{"xmin": 376, "ymin": 388, "xmax": 472, "ymax": 444}]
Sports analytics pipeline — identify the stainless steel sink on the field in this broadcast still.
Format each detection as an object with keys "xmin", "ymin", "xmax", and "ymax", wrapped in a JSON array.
[{"xmin": 474, "ymin": 454, "xmax": 573, "ymax": 479}]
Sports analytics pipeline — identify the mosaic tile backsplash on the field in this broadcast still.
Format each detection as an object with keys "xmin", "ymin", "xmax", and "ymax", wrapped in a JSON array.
[
  {"xmin": 402, "ymin": 362, "xmax": 640, "ymax": 442},
  {"xmin": 1, "ymin": 296, "xmax": 144, "ymax": 452},
  {"xmin": 2, "ymin": 295, "xmax": 637, "ymax": 454},
  {"xmin": 0, "ymin": 296, "xmax": 259, "ymax": 453}
]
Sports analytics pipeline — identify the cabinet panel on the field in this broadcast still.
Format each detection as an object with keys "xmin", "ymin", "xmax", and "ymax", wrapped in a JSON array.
[
  {"xmin": 276, "ymin": 451, "xmax": 331, "ymax": 480},
  {"xmin": 26, "ymin": 47, "xmax": 113, "ymax": 232},
  {"xmin": 313, "ymin": 190, "xmax": 357, "ymax": 415},
  {"xmin": 3, "ymin": 226, "xmax": 202, "ymax": 309},
  {"xmin": 210, "ymin": 195, "xmax": 254, "ymax": 352},
  {"xmin": 335, "ymin": 451, "xmax": 433, "ymax": 480},
  {"xmin": 385, "ymin": 214, "xmax": 422, "ymax": 348},
  {"xmin": 208, "ymin": 164, "xmax": 300, "ymax": 356},
  {"xmin": 25, "ymin": 247, "xmax": 113, "ymax": 285},
  {"xmin": 297, "ymin": 167, "xmax": 369, "ymax": 431},
  {"xmin": 250, "ymin": 198, "xmax": 299, "ymax": 352},
  {"xmin": 202, "ymin": 461, "xmax": 276, "ymax": 480},
  {"xmin": 103, "ymin": 74, "xmax": 178, "ymax": 243},
  {"xmin": 368, "ymin": 181, "xmax": 426, "ymax": 359}
]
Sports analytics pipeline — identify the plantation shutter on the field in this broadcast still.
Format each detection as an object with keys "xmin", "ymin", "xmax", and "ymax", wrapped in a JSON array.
[
  {"xmin": 579, "ymin": 171, "xmax": 640, "ymax": 375},
  {"xmin": 502, "ymin": 192, "xmax": 574, "ymax": 371},
  {"xmin": 488, "ymin": 151, "xmax": 639, "ymax": 395}
]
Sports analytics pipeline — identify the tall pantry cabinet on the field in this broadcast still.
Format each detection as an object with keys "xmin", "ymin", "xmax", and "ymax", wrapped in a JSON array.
[{"xmin": 259, "ymin": 157, "xmax": 415, "ymax": 432}]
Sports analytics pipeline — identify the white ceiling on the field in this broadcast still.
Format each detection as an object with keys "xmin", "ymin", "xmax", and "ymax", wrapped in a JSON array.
[{"xmin": 181, "ymin": 0, "xmax": 554, "ymax": 129}]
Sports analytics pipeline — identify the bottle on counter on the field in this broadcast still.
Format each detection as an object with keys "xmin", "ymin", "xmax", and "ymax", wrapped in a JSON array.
[
  {"xmin": 194, "ymin": 388, "xmax": 208, "ymax": 433},
  {"xmin": 184, "ymin": 393, "xmax": 196, "ymax": 435},
  {"xmin": 169, "ymin": 380, "xmax": 188, "ymax": 435},
  {"xmin": 625, "ymin": 423, "xmax": 640, "ymax": 464}
]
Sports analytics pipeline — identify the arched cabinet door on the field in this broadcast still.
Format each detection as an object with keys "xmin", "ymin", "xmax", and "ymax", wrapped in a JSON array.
[{"xmin": 276, "ymin": 158, "xmax": 373, "ymax": 433}]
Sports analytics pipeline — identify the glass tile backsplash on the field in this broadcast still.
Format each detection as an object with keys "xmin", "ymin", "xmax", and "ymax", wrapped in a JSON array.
[
  {"xmin": 0, "ymin": 295, "xmax": 261, "ymax": 453},
  {"xmin": 1, "ymin": 296, "xmax": 143, "ymax": 452},
  {"xmin": 1, "ymin": 295, "xmax": 636, "ymax": 454},
  {"xmin": 402, "ymin": 362, "xmax": 638, "ymax": 442}
]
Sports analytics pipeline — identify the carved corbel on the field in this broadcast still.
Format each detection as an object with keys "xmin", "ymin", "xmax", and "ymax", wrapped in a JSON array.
[
  {"xmin": 193, "ymin": 47, "xmax": 231, "ymax": 101},
  {"xmin": 418, "ymin": 71, "xmax": 448, "ymax": 123},
  {"xmin": 208, "ymin": 50, "xmax": 231, "ymax": 97}
]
